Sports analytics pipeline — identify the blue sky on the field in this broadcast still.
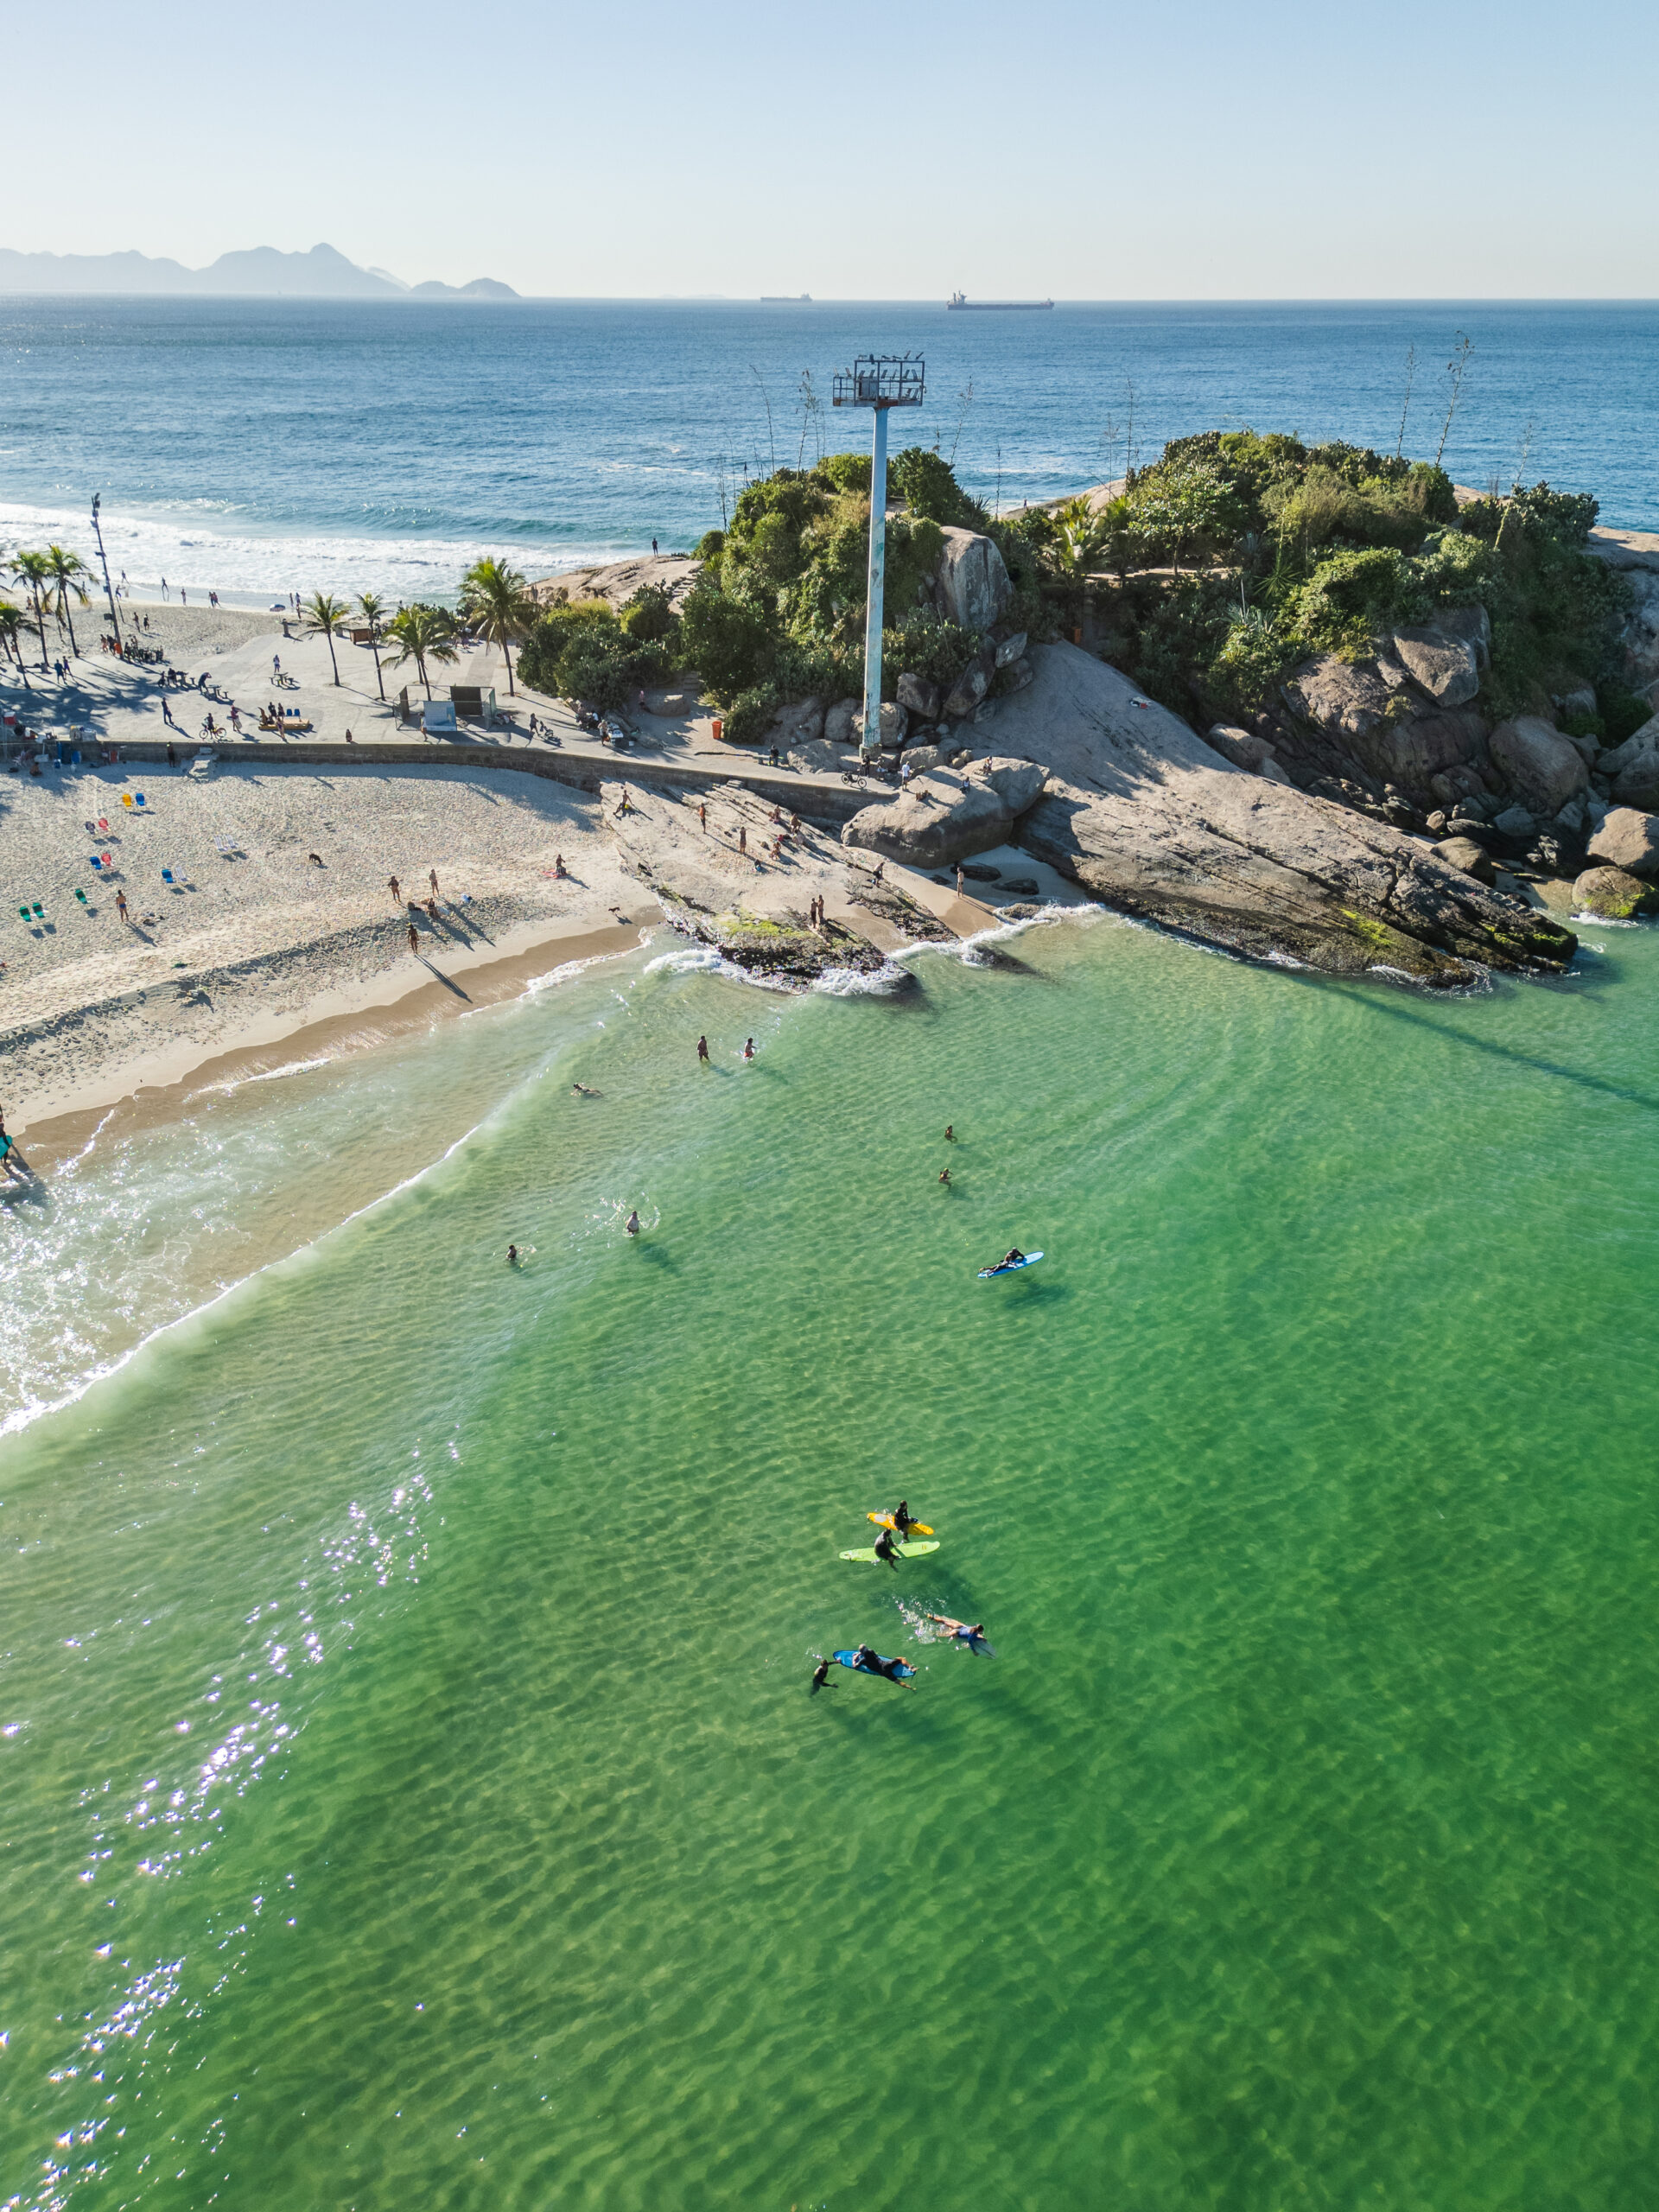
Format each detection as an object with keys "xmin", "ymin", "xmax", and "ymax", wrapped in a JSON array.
[{"xmin": 10, "ymin": 0, "xmax": 1652, "ymax": 297}]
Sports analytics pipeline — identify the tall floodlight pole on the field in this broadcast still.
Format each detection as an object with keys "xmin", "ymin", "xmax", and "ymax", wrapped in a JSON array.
[
  {"xmin": 90, "ymin": 494, "xmax": 123, "ymax": 650},
  {"xmin": 833, "ymin": 353, "xmax": 925, "ymax": 759}
]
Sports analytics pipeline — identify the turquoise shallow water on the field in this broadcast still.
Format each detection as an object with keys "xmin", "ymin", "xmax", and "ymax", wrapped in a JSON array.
[{"xmin": 5, "ymin": 914, "xmax": 1659, "ymax": 2209}]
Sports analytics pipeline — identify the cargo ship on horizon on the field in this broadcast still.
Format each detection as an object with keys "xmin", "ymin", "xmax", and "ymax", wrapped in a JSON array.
[{"xmin": 946, "ymin": 291, "xmax": 1053, "ymax": 311}]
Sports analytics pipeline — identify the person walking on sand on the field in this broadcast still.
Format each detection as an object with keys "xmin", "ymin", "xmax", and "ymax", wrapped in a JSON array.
[
  {"xmin": 957, "ymin": 864, "xmax": 963, "ymax": 895},
  {"xmin": 696, "ymin": 1035, "xmax": 709, "ymax": 1064},
  {"xmin": 272, "ymin": 653, "xmax": 281, "ymax": 680},
  {"xmin": 699, "ymin": 802, "xmax": 707, "ymax": 830},
  {"xmin": 652, "ymin": 537, "xmax": 658, "ymax": 556},
  {"xmin": 388, "ymin": 875, "xmax": 401, "ymax": 904},
  {"xmin": 116, "ymin": 888, "xmax": 130, "ymax": 924},
  {"xmin": 167, "ymin": 741, "xmax": 177, "ymax": 770},
  {"xmin": 429, "ymin": 868, "xmax": 439, "ymax": 899},
  {"xmin": 408, "ymin": 920, "xmax": 420, "ymax": 955},
  {"xmin": 554, "ymin": 853, "xmax": 567, "ymax": 878},
  {"xmin": 738, "ymin": 826, "xmax": 747, "ymax": 855}
]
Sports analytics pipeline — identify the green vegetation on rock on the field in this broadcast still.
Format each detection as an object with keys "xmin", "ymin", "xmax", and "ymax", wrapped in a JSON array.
[{"xmin": 1026, "ymin": 429, "xmax": 1631, "ymax": 730}]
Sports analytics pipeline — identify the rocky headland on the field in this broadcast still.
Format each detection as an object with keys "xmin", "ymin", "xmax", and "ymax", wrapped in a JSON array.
[{"xmin": 523, "ymin": 434, "xmax": 1659, "ymax": 986}]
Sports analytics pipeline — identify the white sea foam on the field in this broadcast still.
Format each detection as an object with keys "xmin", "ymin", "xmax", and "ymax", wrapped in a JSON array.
[{"xmin": 0, "ymin": 495, "xmax": 629, "ymax": 609}]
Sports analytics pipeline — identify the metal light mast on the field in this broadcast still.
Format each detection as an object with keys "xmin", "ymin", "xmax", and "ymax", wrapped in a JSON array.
[
  {"xmin": 90, "ymin": 494, "xmax": 123, "ymax": 650},
  {"xmin": 832, "ymin": 353, "xmax": 925, "ymax": 758}
]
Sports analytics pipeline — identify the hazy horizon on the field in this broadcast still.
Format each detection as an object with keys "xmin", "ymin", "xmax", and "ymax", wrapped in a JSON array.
[{"xmin": 6, "ymin": 0, "xmax": 1651, "ymax": 302}]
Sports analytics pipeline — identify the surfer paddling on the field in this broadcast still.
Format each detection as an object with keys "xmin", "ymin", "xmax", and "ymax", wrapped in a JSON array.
[{"xmin": 923, "ymin": 1612, "xmax": 994, "ymax": 1655}]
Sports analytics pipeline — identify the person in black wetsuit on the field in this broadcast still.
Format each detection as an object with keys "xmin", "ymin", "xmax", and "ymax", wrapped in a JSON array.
[
  {"xmin": 892, "ymin": 1500, "xmax": 917, "ymax": 1536},
  {"xmin": 873, "ymin": 1526, "xmax": 900, "ymax": 1566},
  {"xmin": 1001, "ymin": 1249, "xmax": 1026, "ymax": 1269},
  {"xmin": 810, "ymin": 1656, "xmax": 833, "ymax": 1694}
]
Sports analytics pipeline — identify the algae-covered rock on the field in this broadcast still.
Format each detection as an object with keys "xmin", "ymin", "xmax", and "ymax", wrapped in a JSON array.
[{"xmin": 1572, "ymin": 866, "xmax": 1659, "ymax": 918}]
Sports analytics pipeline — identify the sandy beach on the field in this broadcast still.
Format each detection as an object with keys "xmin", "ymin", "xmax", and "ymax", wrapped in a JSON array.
[{"xmin": 0, "ymin": 741, "xmax": 1034, "ymax": 1144}]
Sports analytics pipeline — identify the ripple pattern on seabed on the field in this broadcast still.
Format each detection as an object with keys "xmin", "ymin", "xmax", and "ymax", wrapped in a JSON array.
[{"xmin": 4, "ymin": 918, "xmax": 1659, "ymax": 2207}]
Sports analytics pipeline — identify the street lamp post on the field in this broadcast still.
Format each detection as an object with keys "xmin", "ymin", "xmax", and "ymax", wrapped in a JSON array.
[
  {"xmin": 90, "ymin": 494, "xmax": 123, "ymax": 651},
  {"xmin": 832, "ymin": 354, "xmax": 925, "ymax": 759}
]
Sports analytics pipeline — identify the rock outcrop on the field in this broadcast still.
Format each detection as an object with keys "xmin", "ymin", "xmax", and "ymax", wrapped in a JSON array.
[
  {"xmin": 1488, "ymin": 716, "xmax": 1589, "ymax": 817},
  {"xmin": 1573, "ymin": 866, "xmax": 1659, "ymax": 918},
  {"xmin": 1433, "ymin": 835, "xmax": 1497, "ymax": 884},
  {"xmin": 1586, "ymin": 806, "xmax": 1659, "ymax": 879},
  {"xmin": 933, "ymin": 528, "xmax": 1013, "ymax": 632},
  {"xmin": 993, "ymin": 645, "xmax": 1575, "ymax": 983},
  {"xmin": 1390, "ymin": 626, "xmax": 1481, "ymax": 707},
  {"xmin": 842, "ymin": 756, "xmax": 1048, "ymax": 869}
]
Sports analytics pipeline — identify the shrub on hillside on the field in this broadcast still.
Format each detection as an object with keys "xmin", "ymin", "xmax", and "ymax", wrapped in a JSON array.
[
  {"xmin": 677, "ymin": 582, "xmax": 773, "ymax": 702},
  {"xmin": 891, "ymin": 446, "xmax": 988, "ymax": 531}
]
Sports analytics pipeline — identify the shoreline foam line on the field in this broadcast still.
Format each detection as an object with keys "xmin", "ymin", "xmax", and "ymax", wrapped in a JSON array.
[{"xmin": 12, "ymin": 913, "xmax": 664, "ymax": 1167}]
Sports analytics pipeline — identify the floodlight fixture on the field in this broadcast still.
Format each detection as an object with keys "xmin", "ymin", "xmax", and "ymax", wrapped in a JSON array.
[{"xmin": 832, "ymin": 353, "xmax": 925, "ymax": 756}]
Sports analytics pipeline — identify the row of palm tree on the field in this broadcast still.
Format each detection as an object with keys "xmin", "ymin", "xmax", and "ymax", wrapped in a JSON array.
[
  {"xmin": 0, "ymin": 550, "xmax": 540, "ymax": 703},
  {"xmin": 3, "ymin": 545, "xmax": 93, "ymax": 667},
  {"xmin": 296, "ymin": 557, "xmax": 540, "ymax": 703}
]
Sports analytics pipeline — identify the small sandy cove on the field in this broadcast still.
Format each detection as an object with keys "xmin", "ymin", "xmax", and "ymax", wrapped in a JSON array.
[{"xmin": 0, "ymin": 752, "xmax": 1020, "ymax": 1157}]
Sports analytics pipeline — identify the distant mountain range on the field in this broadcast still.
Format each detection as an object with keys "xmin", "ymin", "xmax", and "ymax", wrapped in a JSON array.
[{"xmin": 0, "ymin": 243, "xmax": 518, "ymax": 300}]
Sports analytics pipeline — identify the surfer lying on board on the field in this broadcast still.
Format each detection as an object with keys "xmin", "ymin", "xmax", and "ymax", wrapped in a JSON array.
[
  {"xmin": 1001, "ymin": 1248, "xmax": 1026, "ymax": 1269},
  {"xmin": 855, "ymin": 1645, "xmax": 909, "ymax": 1682},
  {"xmin": 923, "ymin": 1612, "xmax": 993, "ymax": 1654}
]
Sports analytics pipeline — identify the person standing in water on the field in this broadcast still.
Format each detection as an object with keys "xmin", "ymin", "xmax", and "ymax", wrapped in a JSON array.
[
  {"xmin": 938, "ymin": 1166, "xmax": 950, "ymax": 1185},
  {"xmin": 810, "ymin": 1656, "xmax": 834, "ymax": 1694},
  {"xmin": 625, "ymin": 1210, "xmax": 640, "ymax": 1238},
  {"xmin": 742, "ymin": 1039, "xmax": 755, "ymax": 1061},
  {"xmin": 696, "ymin": 1035, "xmax": 709, "ymax": 1064},
  {"xmin": 507, "ymin": 1244, "xmax": 519, "ymax": 1266},
  {"xmin": 944, "ymin": 1124, "xmax": 954, "ymax": 1142}
]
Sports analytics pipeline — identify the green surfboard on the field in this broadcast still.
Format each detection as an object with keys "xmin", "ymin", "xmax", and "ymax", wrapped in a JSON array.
[{"xmin": 837, "ymin": 1540, "xmax": 941, "ymax": 1562}]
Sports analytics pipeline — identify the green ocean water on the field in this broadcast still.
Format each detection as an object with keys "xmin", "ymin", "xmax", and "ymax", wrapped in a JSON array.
[{"xmin": 5, "ymin": 910, "xmax": 1659, "ymax": 2210}]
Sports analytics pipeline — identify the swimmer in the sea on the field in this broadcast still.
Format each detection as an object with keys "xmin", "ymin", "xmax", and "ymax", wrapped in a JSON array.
[
  {"xmin": 507, "ymin": 1244, "xmax": 519, "ymax": 1266},
  {"xmin": 625, "ymin": 1210, "xmax": 640, "ymax": 1237}
]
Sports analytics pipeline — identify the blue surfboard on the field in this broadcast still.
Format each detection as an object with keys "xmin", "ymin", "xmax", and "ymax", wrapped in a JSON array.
[
  {"xmin": 977, "ymin": 1249, "xmax": 1043, "ymax": 1280},
  {"xmin": 831, "ymin": 1648, "xmax": 917, "ymax": 1682}
]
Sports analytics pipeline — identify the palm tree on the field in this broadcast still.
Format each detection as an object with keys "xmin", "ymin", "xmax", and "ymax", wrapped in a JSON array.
[
  {"xmin": 355, "ymin": 592, "xmax": 388, "ymax": 702},
  {"xmin": 382, "ymin": 603, "xmax": 458, "ymax": 702},
  {"xmin": 9, "ymin": 551, "xmax": 53, "ymax": 670},
  {"xmin": 1054, "ymin": 495, "xmax": 1111, "ymax": 635},
  {"xmin": 458, "ymin": 556, "xmax": 537, "ymax": 696},
  {"xmin": 44, "ymin": 545, "xmax": 92, "ymax": 656},
  {"xmin": 0, "ymin": 600, "xmax": 26, "ymax": 670},
  {"xmin": 301, "ymin": 591, "xmax": 350, "ymax": 686}
]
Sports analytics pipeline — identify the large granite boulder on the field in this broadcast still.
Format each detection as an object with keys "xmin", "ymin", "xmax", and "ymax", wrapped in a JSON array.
[
  {"xmin": 1598, "ymin": 718, "xmax": 1659, "ymax": 777},
  {"xmin": 1284, "ymin": 655, "xmax": 1399, "ymax": 745},
  {"xmin": 842, "ymin": 767, "xmax": 1013, "ymax": 867},
  {"xmin": 943, "ymin": 662, "xmax": 991, "ymax": 718},
  {"xmin": 896, "ymin": 671, "xmax": 940, "ymax": 720},
  {"xmin": 994, "ymin": 631, "xmax": 1028, "ymax": 669},
  {"xmin": 1281, "ymin": 653, "xmax": 1486, "ymax": 804},
  {"xmin": 1586, "ymin": 807, "xmax": 1659, "ymax": 878},
  {"xmin": 1489, "ymin": 715, "xmax": 1589, "ymax": 817},
  {"xmin": 1391, "ymin": 626, "xmax": 1481, "ymax": 706},
  {"xmin": 1433, "ymin": 835, "xmax": 1497, "ymax": 884},
  {"xmin": 995, "ymin": 644, "xmax": 1574, "ymax": 983},
  {"xmin": 969, "ymin": 757, "xmax": 1048, "ymax": 815},
  {"xmin": 855, "ymin": 700, "xmax": 907, "ymax": 750},
  {"xmin": 1573, "ymin": 866, "xmax": 1659, "ymax": 918},
  {"xmin": 1433, "ymin": 602, "xmax": 1493, "ymax": 668},
  {"xmin": 933, "ymin": 528, "xmax": 1013, "ymax": 632},
  {"xmin": 772, "ymin": 696, "xmax": 824, "ymax": 746},
  {"xmin": 823, "ymin": 697, "xmax": 861, "ymax": 747}
]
